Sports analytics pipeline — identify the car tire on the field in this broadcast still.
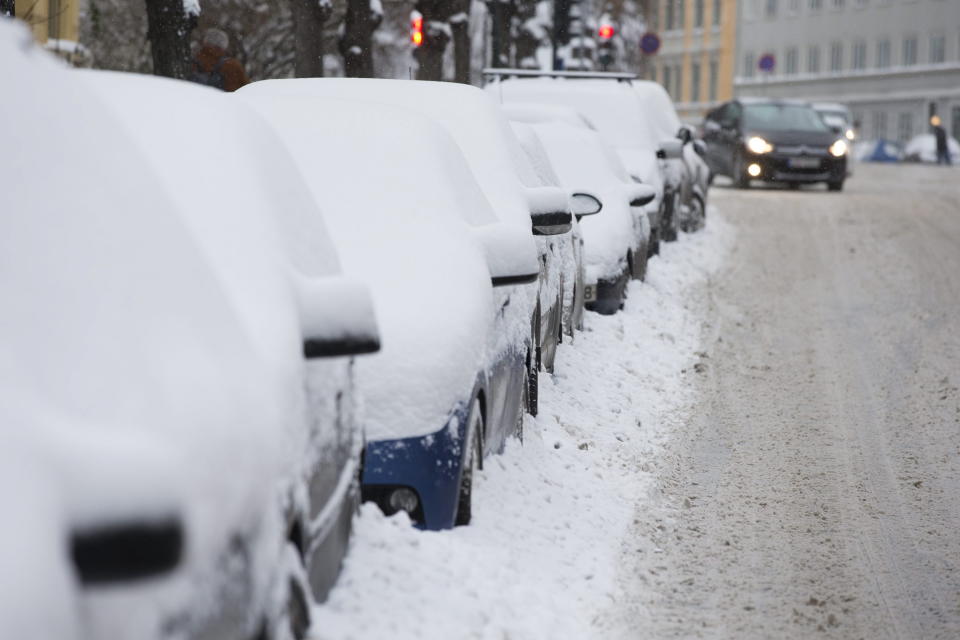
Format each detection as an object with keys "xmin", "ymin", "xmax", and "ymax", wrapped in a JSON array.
[
  {"xmin": 649, "ymin": 227, "xmax": 661, "ymax": 257},
  {"xmin": 517, "ymin": 366, "xmax": 529, "ymax": 443},
  {"xmin": 787, "ymin": 182, "xmax": 800, "ymax": 190},
  {"xmin": 827, "ymin": 180, "xmax": 844, "ymax": 192},
  {"xmin": 661, "ymin": 193, "xmax": 679, "ymax": 242},
  {"xmin": 733, "ymin": 154, "xmax": 751, "ymax": 189},
  {"xmin": 528, "ymin": 352, "xmax": 539, "ymax": 417},
  {"xmin": 683, "ymin": 195, "xmax": 706, "ymax": 233},
  {"xmin": 455, "ymin": 400, "xmax": 483, "ymax": 527}
]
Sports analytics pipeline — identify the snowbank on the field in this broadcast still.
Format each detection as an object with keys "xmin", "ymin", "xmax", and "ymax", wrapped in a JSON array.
[
  {"xmin": 903, "ymin": 133, "xmax": 960, "ymax": 164},
  {"xmin": 311, "ymin": 210, "xmax": 736, "ymax": 639}
]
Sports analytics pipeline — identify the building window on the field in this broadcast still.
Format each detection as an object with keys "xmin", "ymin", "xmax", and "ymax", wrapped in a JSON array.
[
  {"xmin": 677, "ymin": 0, "xmax": 685, "ymax": 29},
  {"xmin": 766, "ymin": 0, "xmax": 778, "ymax": 18},
  {"xmin": 852, "ymin": 41, "xmax": 867, "ymax": 70},
  {"xmin": 744, "ymin": 52, "xmax": 756, "ymax": 77},
  {"xmin": 788, "ymin": 0, "xmax": 800, "ymax": 13},
  {"xmin": 663, "ymin": 65, "xmax": 672, "ymax": 96},
  {"xmin": 903, "ymin": 36, "xmax": 917, "ymax": 66},
  {"xmin": 807, "ymin": 45, "xmax": 821, "ymax": 72},
  {"xmin": 713, "ymin": 0, "xmax": 722, "ymax": 25},
  {"xmin": 786, "ymin": 47, "xmax": 798, "ymax": 74},
  {"xmin": 48, "ymin": 0, "xmax": 62, "ymax": 40},
  {"xmin": 695, "ymin": 0, "xmax": 705, "ymax": 27},
  {"xmin": 691, "ymin": 62, "xmax": 702, "ymax": 102},
  {"xmin": 676, "ymin": 64, "xmax": 684, "ymax": 100},
  {"xmin": 872, "ymin": 111, "xmax": 887, "ymax": 139},
  {"xmin": 810, "ymin": 0, "xmax": 822, "ymax": 9},
  {"xmin": 666, "ymin": 0, "xmax": 676, "ymax": 30},
  {"xmin": 709, "ymin": 59, "xmax": 719, "ymax": 101},
  {"xmin": 930, "ymin": 35, "xmax": 945, "ymax": 64},
  {"xmin": 876, "ymin": 39, "xmax": 890, "ymax": 68},
  {"xmin": 897, "ymin": 112, "xmax": 913, "ymax": 142},
  {"xmin": 830, "ymin": 42, "xmax": 843, "ymax": 71},
  {"xmin": 832, "ymin": 0, "xmax": 845, "ymax": 7}
]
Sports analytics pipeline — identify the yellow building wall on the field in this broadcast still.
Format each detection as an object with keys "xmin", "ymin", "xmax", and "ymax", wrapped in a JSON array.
[{"xmin": 19, "ymin": 0, "xmax": 80, "ymax": 44}]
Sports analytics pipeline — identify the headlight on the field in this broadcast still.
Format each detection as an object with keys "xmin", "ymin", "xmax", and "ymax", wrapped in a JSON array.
[
  {"xmin": 844, "ymin": 128, "xmax": 855, "ymax": 141},
  {"xmin": 746, "ymin": 136, "xmax": 774, "ymax": 154},
  {"xmin": 829, "ymin": 139, "xmax": 848, "ymax": 157}
]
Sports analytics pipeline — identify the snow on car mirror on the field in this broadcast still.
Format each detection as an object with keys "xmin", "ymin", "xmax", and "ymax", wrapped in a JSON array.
[
  {"xmin": 296, "ymin": 276, "xmax": 381, "ymax": 358},
  {"xmin": 657, "ymin": 139, "xmax": 684, "ymax": 160},
  {"xmin": 525, "ymin": 187, "xmax": 572, "ymax": 236},
  {"xmin": 472, "ymin": 223, "xmax": 539, "ymax": 288},
  {"xmin": 570, "ymin": 191, "xmax": 603, "ymax": 218},
  {"xmin": 676, "ymin": 127, "xmax": 693, "ymax": 144},
  {"xmin": 628, "ymin": 184, "xmax": 657, "ymax": 208}
]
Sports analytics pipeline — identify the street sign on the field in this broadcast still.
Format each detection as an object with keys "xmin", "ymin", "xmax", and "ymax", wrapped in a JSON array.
[
  {"xmin": 640, "ymin": 32, "xmax": 661, "ymax": 55},
  {"xmin": 759, "ymin": 53, "xmax": 776, "ymax": 72}
]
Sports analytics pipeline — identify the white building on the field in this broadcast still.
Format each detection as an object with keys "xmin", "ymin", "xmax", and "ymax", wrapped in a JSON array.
[{"xmin": 734, "ymin": 0, "xmax": 960, "ymax": 143}]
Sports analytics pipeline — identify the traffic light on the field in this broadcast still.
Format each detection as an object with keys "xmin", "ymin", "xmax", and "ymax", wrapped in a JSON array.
[
  {"xmin": 598, "ymin": 22, "xmax": 615, "ymax": 70},
  {"xmin": 411, "ymin": 12, "xmax": 424, "ymax": 47}
]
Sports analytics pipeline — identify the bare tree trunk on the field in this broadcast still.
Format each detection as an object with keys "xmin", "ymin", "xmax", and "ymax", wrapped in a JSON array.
[
  {"xmin": 144, "ymin": 0, "xmax": 195, "ymax": 79},
  {"xmin": 449, "ymin": 0, "xmax": 471, "ymax": 83},
  {"xmin": 291, "ymin": 0, "xmax": 330, "ymax": 77},
  {"xmin": 1, "ymin": 0, "xmax": 14, "ymax": 18},
  {"xmin": 486, "ymin": 0, "xmax": 513, "ymax": 68},
  {"xmin": 340, "ymin": 0, "xmax": 381, "ymax": 78},
  {"xmin": 414, "ymin": 0, "xmax": 450, "ymax": 81}
]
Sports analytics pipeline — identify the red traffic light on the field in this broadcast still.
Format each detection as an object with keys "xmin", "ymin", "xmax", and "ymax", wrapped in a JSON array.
[{"xmin": 598, "ymin": 24, "xmax": 615, "ymax": 40}]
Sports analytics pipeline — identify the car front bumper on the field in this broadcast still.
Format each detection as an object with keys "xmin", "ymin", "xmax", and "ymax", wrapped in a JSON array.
[
  {"xmin": 361, "ymin": 403, "xmax": 471, "ymax": 531},
  {"xmin": 746, "ymin": 152, "xmax": 847, "ymax": 184}
]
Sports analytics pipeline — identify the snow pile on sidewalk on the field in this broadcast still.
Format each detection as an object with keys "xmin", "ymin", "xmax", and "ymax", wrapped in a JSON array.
[{"xmin": 310, "ymin": 209, "xmax": 735, "ymax": 640}]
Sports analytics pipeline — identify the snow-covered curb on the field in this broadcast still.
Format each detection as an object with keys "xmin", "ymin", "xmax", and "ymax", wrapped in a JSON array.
[{"xmin": 310, "ymin": 209, "xmax": 735, "ymax": 639}]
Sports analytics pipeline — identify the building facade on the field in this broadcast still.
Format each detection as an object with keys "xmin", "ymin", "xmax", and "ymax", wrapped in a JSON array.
[
  {"xmin": 734, "ymin": 0, "xmax": 960, "ymax": 143},
  {"xmin": 645, "ymin": 0, "xmax": 739, "ymax": 121},
  {"xmin": 11, "ymin": 0, "xmax": 87, "ymax": 65}
]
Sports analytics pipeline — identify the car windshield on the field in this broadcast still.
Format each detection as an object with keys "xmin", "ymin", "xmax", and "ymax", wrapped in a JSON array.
[{"xmin": 743, "ymin": 104, "xmax": 830, "ymax": 133}]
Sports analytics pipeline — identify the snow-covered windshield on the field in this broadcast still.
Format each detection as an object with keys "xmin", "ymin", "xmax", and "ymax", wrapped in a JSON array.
[{"xmin": 744, "ymin": 104, "xmax": 830, "ymax": 133}]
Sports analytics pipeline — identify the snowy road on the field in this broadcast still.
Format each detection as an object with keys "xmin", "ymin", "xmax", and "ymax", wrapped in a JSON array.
[{"xmin": 622, "ymin": 164, "xmax": 960, "ymax": 639}]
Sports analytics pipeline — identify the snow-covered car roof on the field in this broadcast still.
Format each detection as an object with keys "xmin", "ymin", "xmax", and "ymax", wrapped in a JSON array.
[
  {"xmin": 629, "ymin": 80, "xmax": 683, "ymax": 142},
  {"xmin": 237, "ymin": 94, "xmax": 501, "ymax": 441},
  {"xmin": 487, "ymin": 78, "xmax": 661, "ymax": 153},
  {"xmin": 509, "ymin": 121, "xmax": 563, "ymax": 188},
  {"xmin": 500, "ymin": 102, "xmax": 597, "ymax": 131},
  {"xmin": 531, "ymin": 121, "xmax": 637, "ymax": 282},
  {"xmin": 242, "ymin": 78, "xmax": 550, "ymax": 233}
]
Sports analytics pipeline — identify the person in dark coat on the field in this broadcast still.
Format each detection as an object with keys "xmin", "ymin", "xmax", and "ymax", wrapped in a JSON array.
[
  {"xmin": 931, "ymin": 115, "xmax": 951, "ymax": 166},
  {"xmin": 191, "ymin": 28, "xmax": 249, "ymax": 93}
]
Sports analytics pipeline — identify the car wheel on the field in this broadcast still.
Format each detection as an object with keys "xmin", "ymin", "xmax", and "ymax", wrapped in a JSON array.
[
  {"xmin": 528, "ymin": 351, "xmax": 539, "ymax": 417},
  {"xmin": 285, "ymin": 576, "xmax": 310, "ymax": 640},
  {"xmin": 649, "ymin": 227, "xmax": 661, "ymax": 257},
  {"xmin": 787, "ymin": 182, "xmax": 800, "ymax": 190},
  {"xmin": 827, "ymin": 180, "xmax": 844, "ymax": 192},
  {"xmin": 661, "ymin": 193, "xmax": 679, "ymax": 242},
  {"xmin": 455, "ymin": 400, "xmax": 483, "ymax": 527},
  {"xmin": 684, "ymin": 195, "xmax": 706, "ymax": 233},
  {"xmin": 517, "ymin": 366, "xmax": 529, "ymax": 443},
  {"xmin": 733, "ymin": 154, "xmax": 751, "ymax": 189},
  {"xmin": 266, "ymin": 543, "xmax": 311, "ymax": 640}
]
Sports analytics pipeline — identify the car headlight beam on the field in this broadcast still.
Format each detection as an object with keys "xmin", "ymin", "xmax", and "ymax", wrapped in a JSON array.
[
  {"xmin": 746, "ymin": 136, "xmax": 774, "ymax": 154},
  {"xmin": 829, "ymin": 139, "xmax": 848, "ymax": 157}
]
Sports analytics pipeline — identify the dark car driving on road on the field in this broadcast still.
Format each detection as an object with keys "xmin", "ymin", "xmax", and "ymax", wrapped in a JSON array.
[{"xmin": 703, "ymin": 98, "xmax": 849, "ymax": 191}]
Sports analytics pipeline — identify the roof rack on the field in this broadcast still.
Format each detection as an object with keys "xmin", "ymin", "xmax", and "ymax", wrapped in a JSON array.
[{"xmin": 482, "ymin": 68, "xmax": 637, "ymax": 83}]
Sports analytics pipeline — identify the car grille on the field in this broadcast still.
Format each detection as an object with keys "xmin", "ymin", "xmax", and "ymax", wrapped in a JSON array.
[{"xmin": 774, "ymin": 145, "xmax": 829, "ymax": 156}]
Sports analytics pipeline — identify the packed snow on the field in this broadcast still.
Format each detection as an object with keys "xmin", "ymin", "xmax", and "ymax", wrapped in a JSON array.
[{"xmin": 310, "ymin": 210, "xmax": 734, "ymax": 639}]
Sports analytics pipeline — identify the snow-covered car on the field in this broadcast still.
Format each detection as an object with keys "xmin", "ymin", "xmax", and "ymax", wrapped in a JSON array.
[
  {"xmin": 2, "ymin": 29, "xmax": 379, "ymax": 638},
  {"xmin": 487, "ymin": 78, "xmax": 675, "ymax": 247},
  {"xmin": 812, "ymin": 102, "xmax": 856, "ymax": 141},
  {"xmin": 241, "ymin": 78, "xmax": 574, "ymax": 416},
  {"xmin": 510, "ymin": 120, "xmax": 598, "ymax": 340},
  {"xmin": 80, "ymin": 70, "xmax": 382, "ymax": 632},
  {"xmin": 530, "ymin": 120, "xmax": 656, "ymax": 314},
  {"xmin": 631, "ymin": 80, "xmax": 710, "ymax": 233},
  {"xmin": 903, "ymin": 133, "xmax": 960, "ymax": 164},
  {"xmin": 236, "ymin": 92, "xmax": 541, "ymax": 530}
]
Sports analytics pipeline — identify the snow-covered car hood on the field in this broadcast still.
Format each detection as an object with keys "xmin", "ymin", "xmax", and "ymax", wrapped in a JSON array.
[{"xmin": 238, "ymin": 95, "xmax": 498, "ymax": 442}]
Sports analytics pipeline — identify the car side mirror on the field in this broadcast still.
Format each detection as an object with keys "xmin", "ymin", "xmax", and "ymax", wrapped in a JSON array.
[
  {"xmin": 657, "ymin": 139, "xmax": 684, "ymax": 160},
  {"xmin": 473, "ymin": 223, "xmax": 539, "ymax": 287},
  {"xmin": 525, "ymin": 186, "xmax": 573, "ymax": 236},
  {"xmin": 297, "ymin": 276, "xmax": 381, "ymax": 358},
  {"xmin": 693, "ymin": 139, "xmax": 707, "ymax": 157},
  {"xmin": 676, "ymin": 126, "xmax": 693, "ymax": 144},
  {"xmin": 627, "ymin": 183, "xmax": 656, "ymax": 207},
  {"xmin": 570, "ymin": 191, "xmax": 602, "ymax": 221},
  {"xmin": 72, "ymin": 519, "xmax": 184, "ymax": 584}
]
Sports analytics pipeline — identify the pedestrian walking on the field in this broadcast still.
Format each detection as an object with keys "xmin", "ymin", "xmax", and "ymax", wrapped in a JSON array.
[
  {"xmin": 191, "ymin": 28, "xmax": 249, "ymax": 92},
  {"xmin": 931, "ymin": 115, "xmax": 951, "ymax": 166}
]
